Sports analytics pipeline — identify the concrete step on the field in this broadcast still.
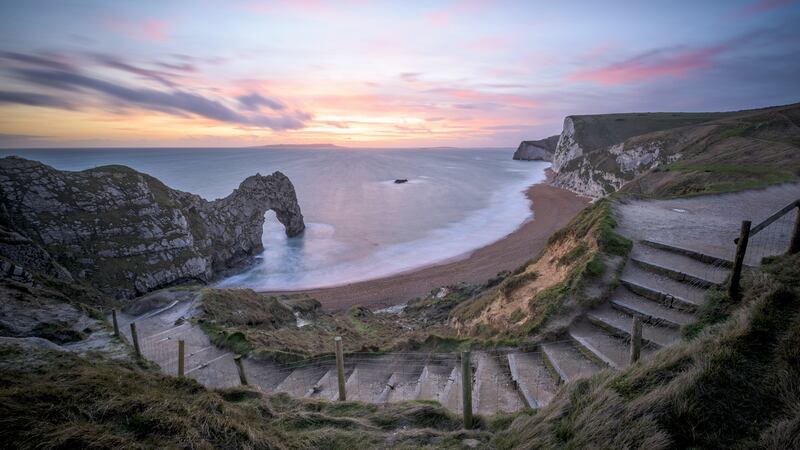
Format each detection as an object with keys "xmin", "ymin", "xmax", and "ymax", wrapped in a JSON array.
[
  {"xmin": 344, "ymin": 358, "xmax": 399, "ymax": 402},
  {"xmin": 569, "ymin": 320, "xmax": 649, "ymax": 369},
  {"xmin": 437, "ymin": 365, "xmax": 464, "ymax": 412},
  {"xmin": 472, "ymin": 352, "xmax": 525, "ymax": 415},
  {"xmin": 621, "ymin": 264, "xmax": 707, "ymax": 312},
  {"xmin": 380, "ymin": 370, "xmax": 424, "ymax": 403},
  {"xmin": 274, "ymin": 365, "xmax": 329, "ymax": 397},
  {"xmin": 611, "ymin": 287, "xmax": 694, "ymax": 328},
  {"xmin": 416, "ymin": 363, "xmax": 455, "ymax": 401},
  {"xmin": 242, "ymin": 358, "xmax": 292, "ymax": 392},
  {"xmin": 587, "ymin": 303, "xmax": 679, "ymax": 348},
  {"xmin": 507, "ymin": 352, "xmax": 558, "ymax": 408},
  {"xmin": 641, "ymin": 239, "xmax": 734, "ymax": 268},
  {"xmin": 540, "ymin": 340, "xmax": 601, "ymax": 384},
  {"xmin": 308, "ymin": 367, "xmax": 354, "ymax": 400},
  {"xmin": 186, "ymin": 352, "xmax": 240, "ymax": 389},
  {"xmin": 631, "ymin": 244, "xmax": 727, "ymax": 288}
]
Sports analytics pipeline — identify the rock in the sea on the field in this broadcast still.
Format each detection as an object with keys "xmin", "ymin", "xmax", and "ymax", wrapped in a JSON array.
[
  {"xmin": 394, "ymin": 179, "xmax": 408, "ymax": 184},
  {"xmin": 0, "ymin": 157, "xmax": 305, "ymax": 298},
  {"xmin": 512, "ymin": 135, "xmax": 559, "ymax": 161}
]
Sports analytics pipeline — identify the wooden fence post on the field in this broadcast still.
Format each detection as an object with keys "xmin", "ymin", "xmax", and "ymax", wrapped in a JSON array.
[
  {"xmin": 630, "ymin": 317, "xmax": 642, "ymax": 364},
  {"xmin": 789, "ymin": 206, "xmax": 800, "ymax": 255},
  {"xmin": 130, "ymin": 322, "xmax": 141, "ymax": 358},
  {"xmin": 178, "ymin": 339, "xmax": 185, "ymax": 377},
  {"xmin": 335, "ymin": 336, "xmax": 346, "ymax": 401},
  {"xmin": 729, "ymin": 220, "xmax": 751, "ymax": 300},
  {"xmin": 234, "ymin": 355, "xmax": 248, "ymax": 385},
  {"xmin": 111, "ymin": 309, "xmax": 120, "ymax": 337},
  {"xmin": 461, "ymin": 351, "xmax": 473, "ymax": 429}
]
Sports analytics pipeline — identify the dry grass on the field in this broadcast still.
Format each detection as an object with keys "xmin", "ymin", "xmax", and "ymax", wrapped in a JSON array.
[
  {"xmin": 0, "ymin": 344, "xmax": 491, "ymax": 449},
  {"xmin": 492, "ymin": 253, "xmax": 800, "ymax": 449},
  {"xmin": 450, "ymin": 199, "xmax": 630, "ymax": 338}
]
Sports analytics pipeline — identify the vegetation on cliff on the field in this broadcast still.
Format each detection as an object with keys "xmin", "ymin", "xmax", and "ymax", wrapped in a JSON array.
[{"xmin": 492, "ymin": 252, "xmax": 800, "ymax": 449}]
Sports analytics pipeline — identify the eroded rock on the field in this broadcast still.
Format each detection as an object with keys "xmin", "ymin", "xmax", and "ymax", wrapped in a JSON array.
[{"xmin": 0, "ymin": 157, "xmax": 305, "ymax": 298}]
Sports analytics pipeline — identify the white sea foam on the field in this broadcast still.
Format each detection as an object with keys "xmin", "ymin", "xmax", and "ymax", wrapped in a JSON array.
[{"xmin": 220, "ymin": 161, "xmax": 549, "ymax": 290}]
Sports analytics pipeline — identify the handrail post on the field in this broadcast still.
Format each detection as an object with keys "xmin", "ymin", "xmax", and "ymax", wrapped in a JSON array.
[
  {"xmin": 461, "ymin": 351, "xmax": 473, "ymax": 429},
  {"xmin": 729, "ymin": 220, "xmax": 751, "ymax": 300},
  {"xmin": 789, "ymin": 205, "xmax": 800, "ymax": 255},
  {"xmin": 234, "ymin": 355, "xmax": 248, "ymax": 385},
  {"xmin": 111, "ymin": 309, "xmax": 120, "ymax": 337},
  {"xmin": 130, "ymin": 322, "xmax": 142, "ymax": 358},
  {"xmin": 178, "ymin": 339, "xmax": 185, "ymax": 377},
  {"xmin": 630, "ymin": 316, "xmax": 642, "ymax": 364},
  {"xmin": 335, "ymin": 336, "xmax": 346, "ymax": 401}
]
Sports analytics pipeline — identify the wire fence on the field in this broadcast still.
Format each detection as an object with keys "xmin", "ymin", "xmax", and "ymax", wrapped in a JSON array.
[{"xmin": 117, "ymin": 201, "xmax": 799, "ymax": 419}]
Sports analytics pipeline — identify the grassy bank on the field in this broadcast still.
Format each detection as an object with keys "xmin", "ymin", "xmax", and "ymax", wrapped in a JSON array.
[
  {"xmin": 0, "ymin": 344, "xmax": 490, "ymax": 449},
  {"xmin": 492, "ymin": 252, "xmax": 800, "ymax": 449}
]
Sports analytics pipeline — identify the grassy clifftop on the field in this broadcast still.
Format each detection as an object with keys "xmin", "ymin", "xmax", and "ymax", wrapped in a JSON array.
[{"xmin": 553, "ymin": 102, "xmax": 800, "ymax": 198}]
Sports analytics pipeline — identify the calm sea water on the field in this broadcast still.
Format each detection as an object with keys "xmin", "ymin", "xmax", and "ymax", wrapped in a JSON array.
[{"xmin": 0, "ymin": 147, "xmax": 548, "ymax": 290}]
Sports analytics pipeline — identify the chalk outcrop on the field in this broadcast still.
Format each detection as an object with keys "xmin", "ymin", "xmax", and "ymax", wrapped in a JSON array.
[
  {"xmin": 0, "ymin": 157, "xmax": 304, "ymax": 298},
  {"xmin": 513, "ymin": 135, "xmax": 559, "ymax": 161},
  {"xmin": 548, "ymin": 109, "xmax": 760, "ymax": 198}
]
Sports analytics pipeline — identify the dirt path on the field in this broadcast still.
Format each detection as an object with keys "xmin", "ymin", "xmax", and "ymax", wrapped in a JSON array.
[
  {"xmin": 616, "ymin": 183, "xmax": 800, "ymax": 265},
  {"xmin": 265, "ymin": 182, "xmax": 590, "ymax": 312}
]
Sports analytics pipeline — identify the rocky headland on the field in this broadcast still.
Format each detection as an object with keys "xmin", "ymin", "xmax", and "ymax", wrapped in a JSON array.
[
  {"xmin": 0, "ymin": 156, "xmax": 304, "ymax": 298},
  {"xmin": 512, "ymin": 135, "xmax": 559, "ymax": 161},
  {"xmin": 545, "ymin": 103, "xmax": 800, "ymax": 198}
]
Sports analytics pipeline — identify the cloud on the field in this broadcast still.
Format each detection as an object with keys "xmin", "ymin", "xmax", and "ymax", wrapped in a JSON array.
[
  {"xmin": 0, "ymin": 90, "xmax": 74, "ymax": 109},
  {"xmin": 0, "ymin": 51, "xmax": 74, "ymax": 71},
  {"xmin": 90, "ymin": 53, "xmax": 179, "ymax": 88},
  {"xmin": 400, "ymin": 72, "xmax": 422, "ymax": 83},
  {"xmin": 12, "ymin": 68, "xmax": 309, "ymax": 130},
  {"xmin": 728, "ymin": 0, "xmax": 794, "ymax": 18},
  {"xmin": 568, "ymin": 33, "xmax": 763, "ymax": 85},
  {"xmin": 0, "ymin": 133, "xmax": 53, "ymax": 148},
  {"xmin": 106, "ymin": 18, "xmax": 170, "ymax": 42},
  {"xmin": 237, "ymin": 92, "xmax": 286, "ymax": 111}
]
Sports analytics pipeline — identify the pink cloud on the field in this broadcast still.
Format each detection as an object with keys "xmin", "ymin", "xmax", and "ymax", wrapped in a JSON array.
[
  {"xmin": 727, "ymin": 0, "xmax": 793, "ymax": 18},
  {"xmin": 142, "ymin": 20, "xmax": 169, "ymax": 41},
  {"xmin": 425, "ymin": 0, "xmax": 491, "ymax": 25},
  {"xmin": 106, "ymin": 18, "xmax": 170, "ymax": 42},
  {"xmin": 569, "ymin": 40, "xmax": 741, "ymax": 85}
]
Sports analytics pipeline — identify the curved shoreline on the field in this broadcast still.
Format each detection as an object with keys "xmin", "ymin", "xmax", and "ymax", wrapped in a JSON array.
[{"xmin": 263, "ymin": 179, "xmax": 590, "ymax": 312}]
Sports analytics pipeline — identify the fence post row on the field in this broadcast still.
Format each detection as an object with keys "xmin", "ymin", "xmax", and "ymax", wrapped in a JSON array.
[
  {"xmin": 129, "ymin": 322, "xmax": 142, "ymax": 358},
  {"xmin": 630, "ymin": 317, "xmax": 642, "ymax": 364},
  {"xmin": 461, "ymin": 351, "xmax": 473, "ymax": 429},
  {"xmin": 729, "ymin": 220, "xmax": 751, "ymax": 300},
  {"xmin": 335, "ymin": 336, "xmax": 346, "ymax": 401}
]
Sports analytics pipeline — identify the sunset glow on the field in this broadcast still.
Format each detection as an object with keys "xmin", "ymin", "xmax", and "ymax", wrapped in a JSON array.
[{"xmin": 1, "ymin": 0, "xmax": 799, "ymax": 148}]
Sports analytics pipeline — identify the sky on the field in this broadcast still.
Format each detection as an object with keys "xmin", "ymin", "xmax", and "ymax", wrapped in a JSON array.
[{"xmin": 0, "ymin": 0, "xmax": 799, "ymax": 148}]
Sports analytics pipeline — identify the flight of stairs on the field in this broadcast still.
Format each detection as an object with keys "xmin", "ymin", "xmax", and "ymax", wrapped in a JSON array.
[
  {"xmin": 537, "ymin": 239, "xmax": 729, "ymax": 387},
  {"xmin": 117, "ymin": 239, "xmax": 729, "ymax": 415}
]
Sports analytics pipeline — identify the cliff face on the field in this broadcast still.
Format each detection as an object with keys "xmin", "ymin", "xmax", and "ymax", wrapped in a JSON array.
[
  {"xmin": 513, "ymin": 135, "xmax": 559, "ymax": 161},
  {"xmin": 550, "ymin": 105, "xmax": 800, "ymax": 198},
  {"xmin": 0, "ymin": 157, "xmax": 304, "ymax": 298}
]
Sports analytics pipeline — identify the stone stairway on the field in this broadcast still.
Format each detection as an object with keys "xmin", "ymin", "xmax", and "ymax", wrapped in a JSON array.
[
  {"xmin": 114, "ymin": 239, "xmax": 727, "ymax": 415},
  {"xmin": 537, "ymin": 239, "xmax": 729, "ymax": 387}
]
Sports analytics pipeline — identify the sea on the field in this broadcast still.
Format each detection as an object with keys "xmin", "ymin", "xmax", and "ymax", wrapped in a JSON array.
[{"xmin": 0, "ymin": 147, "xmax": 549, "ymax": 290}]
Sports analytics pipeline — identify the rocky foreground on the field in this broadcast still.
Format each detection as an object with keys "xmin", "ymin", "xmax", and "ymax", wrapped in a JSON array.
[{"xmin": 0, "ymin": 157, "xmax": 304, "ymax": 298}]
